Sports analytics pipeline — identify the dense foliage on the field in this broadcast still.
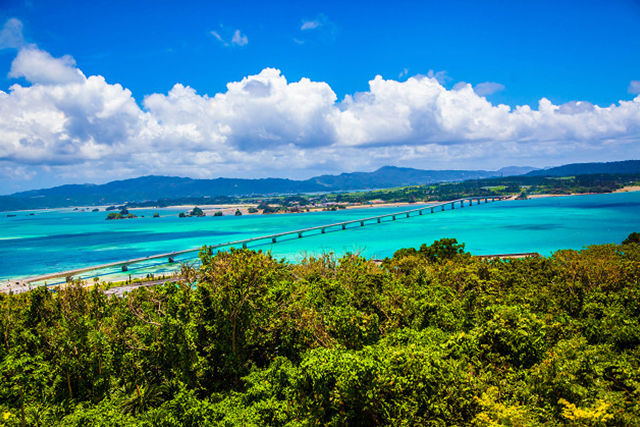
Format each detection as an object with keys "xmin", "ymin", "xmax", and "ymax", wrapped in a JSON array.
[
  {"xmin": 2, "ymin": 240, "xmax": 640, "ymax": 426},
  {"xmin": 329, "ymin": 173, "xmax": 640, "ymax": 205}
]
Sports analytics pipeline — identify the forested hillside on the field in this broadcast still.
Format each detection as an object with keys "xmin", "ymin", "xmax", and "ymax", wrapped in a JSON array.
[{"xmin": 1, "ymin": 240, "xmax": 640, "ymax": 426}]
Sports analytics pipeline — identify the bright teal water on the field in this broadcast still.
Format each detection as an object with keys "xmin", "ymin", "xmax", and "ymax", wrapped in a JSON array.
[{"xmin": 1, "ymin": 192, "xmax": 639, "ymax": 283}]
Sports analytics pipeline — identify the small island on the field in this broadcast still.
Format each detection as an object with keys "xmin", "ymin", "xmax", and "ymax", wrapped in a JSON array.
[
  {"xmin": 179, "ymin": 207, "xmax": 206, "ymax": 218},
  {"xmin": 106, "ymin": 208, "xmax": 137, "ymax": 220}
]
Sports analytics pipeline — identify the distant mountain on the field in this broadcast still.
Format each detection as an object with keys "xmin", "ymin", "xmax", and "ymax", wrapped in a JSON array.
[
  {"xmin": 526, "ymin": 160, "xmax": 640, "ymax": 177},
  {"xmin": 11, "ymin": 175, "xmax": 324, "ymax": 204},
  {"xmin": 306, "ymin": 166, "xmax": 500, "ymax": 190},
  {"xmin": 1, "ymin": 161, "xmax": 634, "ymax": 211},
  {"xmin": 497, "ymin": 166, "xmax": 539, "ymax": 176},
  {"xmin": 2, "ymin": 166, "xmax": 508, "ymax": 211}
]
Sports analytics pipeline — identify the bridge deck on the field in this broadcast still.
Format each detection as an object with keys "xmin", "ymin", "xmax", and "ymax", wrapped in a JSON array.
[{"xmin": 20, "ymin": 196, "xmax": 505, "ymax": 285}]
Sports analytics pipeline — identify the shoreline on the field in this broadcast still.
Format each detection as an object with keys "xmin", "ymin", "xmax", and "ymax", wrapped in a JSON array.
[{"xmin": 528, "ymin": 185, "xmax": 640, "ymax": 199}]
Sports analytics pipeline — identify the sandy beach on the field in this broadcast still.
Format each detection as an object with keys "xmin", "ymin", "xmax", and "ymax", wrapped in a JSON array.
[{"xmin": 528, "ymin": 185, "xmax": 640, "ymax": 199}]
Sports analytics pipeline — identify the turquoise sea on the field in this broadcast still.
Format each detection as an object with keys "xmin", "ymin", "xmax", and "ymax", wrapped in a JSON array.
[{"xmin": 1, "ymin": 191, "xmax": 639, "ymax": 284}]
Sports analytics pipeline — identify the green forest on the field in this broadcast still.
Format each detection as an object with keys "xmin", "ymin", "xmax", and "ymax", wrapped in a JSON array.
[
  {"xmin": 2, "ymin": 238, "xmax": 640, "ymax": 426},
  {"xmin": 329, "ymin": 173, "xmax": 640, "ymax": 205}
]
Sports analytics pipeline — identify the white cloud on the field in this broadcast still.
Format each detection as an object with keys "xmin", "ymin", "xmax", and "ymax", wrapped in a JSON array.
[
  {"xmin": 629, "ymin": 80, "xmax": 640, "ymax": 94},
  {"xmin": 426, "ymin": 70, "xmax": 449, "ymax": 84},
  {"xmin": 301, "ymin": 20, "xmax": 321, "ymax": 30},
  {"xmin": 210, "ymin": 28, "xmax": 248, "ymax": 47},
  {"xmin": 231, "ymin": 30, "xmax": 248, "ymax": 46},
  {"xmin": 144, "ymin": 68, "xmax": 337, "ymax": 152},
  {"xmin": 0, "ymin": 18, "xmax": 25, "ymax": 50},
  {"xmin": 473, "ymin": 81, "xmax": 505, "ymax": 96},
  {"xmin": 1, "ymin": 44, "xmax": 640, "ymax": 193},
  {"xmin": 9, "ymin": 47, "xmax": 85, "ymax": 85},
  {"xmin": 210, "ymin": 31, "xmax": 228, "ymax": 46},
  {"xmin": 0, "ymin": 18, "xmax": 25, "ymax": 49},
  {"xmin": 299, "ymin": 14, "xmax": 335, "ymax": 39}
]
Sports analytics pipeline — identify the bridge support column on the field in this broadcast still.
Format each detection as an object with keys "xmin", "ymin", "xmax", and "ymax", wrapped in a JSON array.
[
  {"xmin": 377, "ymin": 218, "xmax": 381, "ymax": 223},
  {"xmin": 469, "ymin": 199, "xmax": 473, "ymax": 206},
  {"xmin": 298, "ymin": 232, "xmax": 303, "ymax": 238},
  {"xmin": 342, "ymin": 224, "xmax": 346, "ymax": 230},
  {"xmin": 272, "ymin": 237, "xmax": 277, "ymax": 243},
  {"xmin": 168, "ymin": 257, "xmax": 174, "ymax": 263},
  {"xmin": 360, "ymin": 221, "xmax": 364, "ymax": 226},
  {"xmin": 122, "ymin": 265, "xmax": 128, "ymax": 272},
  {"xmin": 461, "ymin": 200, "xmax": 464, "ymax": 208},
  {"xmin": 406, "ymin": 213, "xmax": 410, "ymax": 218},
  {"xmin": 451, "ymin": 203, "xmax": 455, "ymax": 209},
  {"xmin": 419, "ymin": 210, "xmax": 423, "ymax": 215},
  {"xmin": 392, "ymin": 215, "xmax": 396, "ymax": 220},
  {"xmin": 321, "ymin": 228, "xmax": 325, "ymax": 234},
  {"xmin": 441, "ymin": 206, "xmax": 445, "ymax": 211},
  {"xmin": 431, "ymin": 207, "xmax": 434, "ymax": 213},
  {"xmin": 242, "ymin": 243, "xmax": 247, "ymax": 249}
]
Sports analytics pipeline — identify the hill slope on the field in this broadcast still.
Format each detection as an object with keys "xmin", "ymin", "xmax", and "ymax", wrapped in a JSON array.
[{"xmin": 527, "ymin": 160, "xmax": 640, "ymax": 177}]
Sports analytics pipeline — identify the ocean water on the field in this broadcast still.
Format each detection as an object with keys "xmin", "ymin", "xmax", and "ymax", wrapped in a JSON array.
[{"xmin": 1, "ymin": 191, "xmax": 639, "ymax": 284}]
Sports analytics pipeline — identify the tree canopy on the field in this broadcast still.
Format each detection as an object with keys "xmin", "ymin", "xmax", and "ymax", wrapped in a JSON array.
[{"xmin": 1, "ymin": 239, "xmax": 640, "ymax": 425}]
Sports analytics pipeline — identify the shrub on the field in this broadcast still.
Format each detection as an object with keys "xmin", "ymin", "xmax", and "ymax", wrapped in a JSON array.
[
  {"xmin": 106, "ymin": 212, "xmax": 123, "ymax": 220},
  {"xmin": 623, "ymin": 232, "xmax": 640, "ymax": 245}
]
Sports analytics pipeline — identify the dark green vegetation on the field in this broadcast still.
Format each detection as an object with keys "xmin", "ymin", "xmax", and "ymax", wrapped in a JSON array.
[
  {"xmin": 178, "ymin": 207, "xmax": 206, "ymax": 218},
  {"xmin": 623, "ymin": 232, "xmax": 640, "ymax": 245},
  {"xmin": 2, "ymin": 237, "xmax": 640, "ymax": 426},
  {"xmin": 327, "ymin": 173, "xmax": 640, "ymax": 205},
  {"xmin": 527, "ymin": 160, "xmax": 640, "ymax": 177},
  {"xmin": 106, "ymin": 212, "xmax": 137, "ymax": 220},
  {"xmin": 3, "ymin": 160, "xmax": 638, "ymax": 211}
]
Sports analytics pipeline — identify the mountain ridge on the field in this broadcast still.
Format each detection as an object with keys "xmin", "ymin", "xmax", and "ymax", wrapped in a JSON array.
[
  {"xmin": 3, "ymin": 161, "xmax": 638, "ymax": 211},
  {"xmin": 525, "ymin": 160, "xmax": 640, "ymax": 177}
]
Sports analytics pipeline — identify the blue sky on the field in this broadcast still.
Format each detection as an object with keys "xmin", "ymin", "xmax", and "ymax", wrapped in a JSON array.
[{"xmin": 0, "ymin": 0, "xmax": 639, "ymax": 193}]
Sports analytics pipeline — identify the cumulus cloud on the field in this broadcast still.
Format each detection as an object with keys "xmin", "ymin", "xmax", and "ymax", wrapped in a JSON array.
[
  {"xmin": 9, "ymin": 47, "xmax": 85, "ymax": 85},
  {"xmin": 426, "ymin": 70, "xmax": 449, "ymax": 84},
  {"xmin": 144, "ymin": 68, "xmax": 337, "ymax": 152},
  {"xmin": 0, "ymin": 18, "xmax": 25, "ymax": 50},
  {"xmin": 629, "ymin": 80, "xmax": 640, "ymax": 94},
  {"xmin": 1, "ymin": 42, "xmax": 640, "ymax": 192},
  {"xmin": 473, "ymin": 81, "xmax": 505, "ymax": 96},
  {"xmin": 557, "ymin": 101, "xmax": 595, "ymax": 115}
]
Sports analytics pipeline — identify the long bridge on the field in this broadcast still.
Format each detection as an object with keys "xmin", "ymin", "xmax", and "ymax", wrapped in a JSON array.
[{"xmin": 19, "ymin": 196, "xmax": 506, "ymax": 286}]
